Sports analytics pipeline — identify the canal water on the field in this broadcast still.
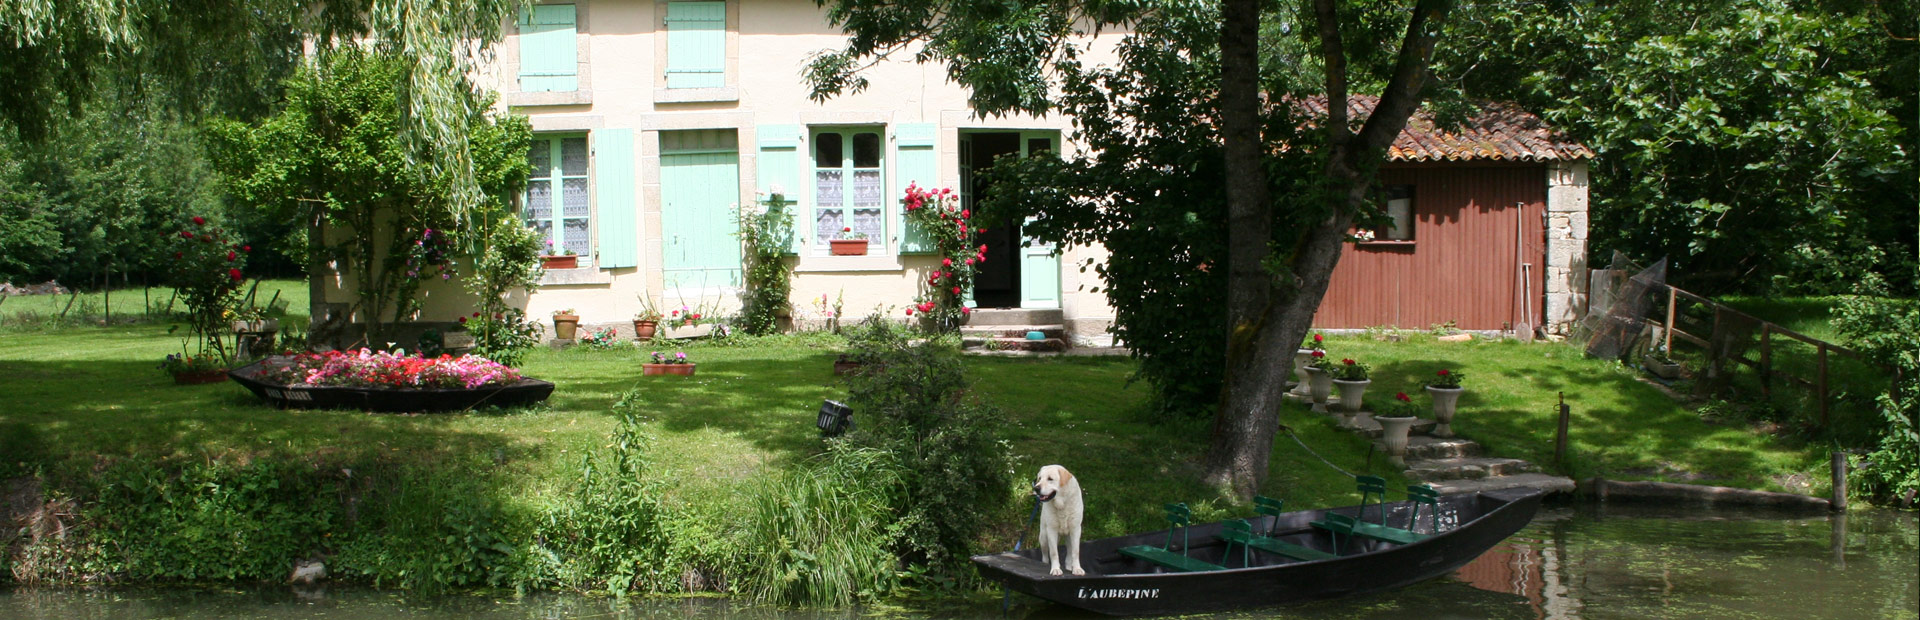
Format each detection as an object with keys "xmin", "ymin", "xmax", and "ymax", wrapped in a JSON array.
[{"xmin": 4, "ymin": 504, "xmax": 1914, "ymax": 619}]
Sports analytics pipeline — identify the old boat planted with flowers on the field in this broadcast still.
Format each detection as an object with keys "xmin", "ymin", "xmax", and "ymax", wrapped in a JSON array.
[
  {"xmin": 229, "ymin": 349, "xmax": 554, "ymax": 412},
  {"xmin": 973, "ymin": 484, "xmax": 1546, "ymax": 616}
]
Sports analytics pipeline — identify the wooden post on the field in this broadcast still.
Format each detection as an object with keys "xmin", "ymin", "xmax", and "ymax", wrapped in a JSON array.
[
  {"xmin": 1817, "ymin": 343, "xmax": 1831, "ymax": 428},
  {"xmin": 1760, "ymin": 324, "xmax": 1773, "ymax": 398},
  {"xmin": 1830, "ymin": 451, "xmax": 1848, "ymax": 512},
  {"xmin": 1554, "ymin": 392, "xmax": 1571, "ymax": 466},
  {"xmin": 1664, "ymin": 286, "xmax": 1677, "ymax": 354}
]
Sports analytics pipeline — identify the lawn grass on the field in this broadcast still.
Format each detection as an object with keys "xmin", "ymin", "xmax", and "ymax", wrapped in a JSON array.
[
  {"xmin": 0, "ymin": 295, "xmax": 1835, "ymax": 553},
  {"xmin": 1324, "ymin": 333, "xmax": 1829, "ymax": 493},
  {"xmin": 0, "ymin": 279, "xmax": 311, "ymax": 331}
]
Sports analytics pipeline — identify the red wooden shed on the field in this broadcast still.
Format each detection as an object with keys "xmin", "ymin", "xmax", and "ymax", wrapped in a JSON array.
[{"xmin": 1307, "ymin": 97, "xmax": 1595, "ymax": 334}]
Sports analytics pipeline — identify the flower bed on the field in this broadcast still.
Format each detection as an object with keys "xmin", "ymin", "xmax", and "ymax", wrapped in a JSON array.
[{"xmin": 230, "ymin": 350, "xmax": 553, "ymax": 412}]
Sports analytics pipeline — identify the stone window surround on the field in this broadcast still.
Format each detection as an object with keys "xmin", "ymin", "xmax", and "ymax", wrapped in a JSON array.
[{"xmin": 504, "ymin": 1, "xmax": 594, "ymax": 107}]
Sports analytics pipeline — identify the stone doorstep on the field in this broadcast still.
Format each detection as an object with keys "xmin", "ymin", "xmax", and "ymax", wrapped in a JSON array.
[
  {"xmin": 1405, "ymin": 457, "xmax": 1540, "ymax": 482},
  {"xmin": 964, "ymin": 307, "xmax": 1066, "ymax": 326},
  {"xmin": 960, "ymin": 337, "xmax": 1069, "ymax": 353},
  {"xmin": 958, "ymin": 324, "xmax": 1068, "ymax": 339},
  {"xmin": 1427, "ymin": 473, "xmax": 1578, "ymax": 495},
  {"xmin": 961, "ymin": 349, "xmax": 1065, "ymax": 358}
]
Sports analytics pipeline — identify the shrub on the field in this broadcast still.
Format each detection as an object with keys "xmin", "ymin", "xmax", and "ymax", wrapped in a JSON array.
[
  {"xmin": 734, "ymin": 448, "xmax": 904, "ymax": 605},
  {"xmin": 1833, "ymin": 285, "xmax": 1920, "ymax": 506},
  {"xmin": 523, "ymin": 394, "xmax": 692, "ymax": 594},
  {"xmin": 330, "ymin": 463, "xmax": 524, "ymax": 590},
  {"xmin": 78, "ymin": 460, "xmax": 339, "ymax": 582},
  {"xmin": 840, "ymin": 320, "xmax": 1011, "ymax": 584}
]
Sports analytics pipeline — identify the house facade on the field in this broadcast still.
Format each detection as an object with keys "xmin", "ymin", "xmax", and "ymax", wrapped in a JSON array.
[
  {"xmin": 314, "ymin": 2, "xmax": 1591, "ymax": 346},
  {"xmin": 457, "ymin": 0, "xmax": 1128, "ymax": 343}
]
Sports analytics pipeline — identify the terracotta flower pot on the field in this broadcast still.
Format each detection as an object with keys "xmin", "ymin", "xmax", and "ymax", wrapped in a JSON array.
[
  {"xmin": 632, "ymin": 320, "xmax": 659, "ymax": 340},
  {"xmin": 829, "ymin": 239, "xmax": 869, "ymax": 256},
  {"xmin": 1426, "ymin": 385, "xmax": 1465, "ymax": 437},
  {"xmin": 552, "ymin": 313, "xmax": 580, "ymax": 340},
  {"xmin": 172, "ymin": 370, "xmax": 229, "ymax": 385},
  {"xmin": 643, "ymin": 363, "xmax": 696, "ymax": 376},
  {"xmin": 542, "ymin": 255, "xmax": 579, "ymax": 270}
]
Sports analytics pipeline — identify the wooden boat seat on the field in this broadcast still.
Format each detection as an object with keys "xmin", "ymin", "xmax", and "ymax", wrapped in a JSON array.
[
  {"xmin": 1312, "ymin": 513, "xmax": 1428, "ymax": 545},
  {"xmin": 1118, "ymin": 503, "xmax": 1228, "ymax": 572},
  {"xmin": 1217, "ymin": 520, "xmax": 1336, "ymax": 561},
  {"xmin": 1309, "ymin": 478, "xmax": 1441, "ymax": 546}
]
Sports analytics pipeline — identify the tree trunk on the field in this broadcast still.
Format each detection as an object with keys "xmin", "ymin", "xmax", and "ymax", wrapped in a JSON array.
[
  {"xmin": 1202, "ymin": 0, "xmax": 1276, "ymax": 498},
  {"xmin": 1202, "ymin": 0, "xmax": 1455, "ymax": 500}
]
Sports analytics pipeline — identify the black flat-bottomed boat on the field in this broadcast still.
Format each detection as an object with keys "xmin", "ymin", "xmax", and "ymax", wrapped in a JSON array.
[{"xmin": 971, "ymin": 485, "xmax": 1546, "ymax": 616}]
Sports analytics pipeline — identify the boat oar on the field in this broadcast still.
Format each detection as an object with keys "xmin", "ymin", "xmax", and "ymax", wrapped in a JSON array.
[{"xmin": 1002, "ymin": 497, "xmax": 1043, "ymax": 615}]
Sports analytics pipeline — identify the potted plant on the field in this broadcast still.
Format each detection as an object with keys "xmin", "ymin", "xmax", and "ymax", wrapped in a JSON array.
[
  {"xmin": 551, "ymin": 308, "xmax": 580, "ymax": 340},
  {"xmin": 1373, "ymin": 392, "xmax": 1424, "ymax": 468},
  {"xmin": 1292, "ymin": 332, "xmax": 1324, "ymax": 396},
  {"xmin": 1330, "ymin": 357, "xmax": 1372, "ymax": 418},
  {"xmin": 643, "ymin": 350, "xmax": 696, "ymax": 376},
  {"xmin": 1645, "ymin": 351, "xmax": 1683, "ymax": 380},
  {"xmin": 1425, "ymin": 368, "xmax": 1466, "ymax": 437},
  {"xmin": 633, "ymin": 295, "xmax": 663, "ymax": 341},
  {"xmin": 580, "ymin": 327, "xmax": 620, "ymax": 350},
  {"xmin": 541, "ymin": 240, "xmax": 579, "ymax": 270},
  {"xmin": 160, "ymin": 351, "xmax": 228, "ymax": 385},
  {"xmin": 829, "ymin": 227, "xmax": 869, "ymax": 256},
  {"xmin": 1305, "ymin": 349, "xmax": 1334, "ymax": 413}
]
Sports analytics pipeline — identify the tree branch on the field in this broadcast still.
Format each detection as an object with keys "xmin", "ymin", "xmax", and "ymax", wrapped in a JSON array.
[{"xmin": 1355, "ymin": 0, "xmax": 1454, "ymax": 152}]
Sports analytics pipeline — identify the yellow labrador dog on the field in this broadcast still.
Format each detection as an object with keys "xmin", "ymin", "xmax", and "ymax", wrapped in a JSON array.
[{"xmin": 1032, "ymin": 464, "xmax": 1084, "ymax": 576}]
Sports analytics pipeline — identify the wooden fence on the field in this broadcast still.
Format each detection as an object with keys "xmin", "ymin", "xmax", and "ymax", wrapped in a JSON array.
[{"xmin": 1652, "ymin": 285, "xmax": 1896, "ymax": 426}]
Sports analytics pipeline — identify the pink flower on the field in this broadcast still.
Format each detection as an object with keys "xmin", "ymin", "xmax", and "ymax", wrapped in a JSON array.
[
  {"xmin": 961, "ymin": 307, "xmax": 971, "ymax": 315},
  {"xmin": 943, "ymin": 258, "xmax": 953, "ymax": 267},
  {"xmin": 1311, "ymin": 350, "xmax": 1325, "ymax": 359},
  {"xmin": 960, "ymin": 209, "xmax": 970, "ymax": 219},
  {"xmin": 1314, "ymin": 333, "xmax": 1323, "ymax": 343},
  {"xmin": 242, "ymin": 245, "xmax": 251, "ymax": 252},
  {"xmin": 180, "ymin": 231, "xmax": 194, "ymax": 239},
  {"xmin": 1343, "ymin": 358, "xmax": 1355, "ymax": 365},
  {"xmin": 951, "ymin": 286, "xmax": 961, "ymax": 295},
  {"xmin": 963, "ymin": 257, "xmax": 974, "ymax": 265},
  {"xmin": 1396, "ymin": 392, "xmax": 1411, "ymax": 402},
  {"xmin": 1438, "ymin": 369, "xmax": 1451, "ymax": 376},
  {"xmin": 191, "ymin": 216, "xmax": 205, "ymax": 225},
  {"xmin": 226, "ymin": 251, "xmax": 236, "ymax": 261},
  {"xmin": 228, "ymin": 268, "xmax": 243, "ymax": 281},
  {"xmin": 843, "ymin": 226, "xmax": 851, "ymax": 232},
  {"xmin": 906, "ymin": 308, "xmax": 915, "ymax": 316}
]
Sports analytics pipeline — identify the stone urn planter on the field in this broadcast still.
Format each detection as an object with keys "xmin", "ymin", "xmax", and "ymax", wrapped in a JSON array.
[
  {"xmin": 632, "ymin": 320, "xmax": 659, "ymax": 341},
  {"xmin": 1306, "ymin": 366, "xmax": 1334, "ymax": 413},
  {"xmin": 1332, "ymin": 378, "xmax": 1371, "ymax": 415},
  {"xmin": 1426, "ymin": 385, "xmax": 1465, "ymax": 437},
  {"xmin": 551, "ymin": 313, "xmax": 580, "ymax": 340},
  {"xmin": 642, "ymin": 363, "xmax": 697, "ymax": 376},
  {"xmin": 1290, "ymin": 349, "xmax": 1315, "ymax": 396},
  {"xmin": 1374, "ymin": 415, "xmax": 1420, "ymax": 468}
]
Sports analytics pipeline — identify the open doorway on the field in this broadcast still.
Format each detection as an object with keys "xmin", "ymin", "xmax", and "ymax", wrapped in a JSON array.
[{"xmin": 960, "ymin": 130, "xmax": 1059, "ymax": 309}]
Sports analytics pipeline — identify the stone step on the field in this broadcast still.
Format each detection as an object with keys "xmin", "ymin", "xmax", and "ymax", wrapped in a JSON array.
[
  {"xmin": 966, "ymin": 307, "xmax": 1065, "ymax": 326},
  {"xmin": 1399, "ymin": 436, "xmax": 1483, "ymax": 460},
  {"xmin": 1405, "ymin": 457, "xmax": 1539, "ymax": 482},
  {"xmin": 961, "ymin": 337, "xmax": 1069, "ymax": 353},
  {"xmin": 1339, "ymin": 412, "xmax": 1435, "ymax": 437},
  {"xmin": 1426, "ymin": 473, "xmax": 1577, "ymax": 495},
  {"xmin": 959, "ymin": 324, "xmax": 1067, "ymax": 339},
  {"xmin": 962, "ymin": 349, "xmax": 1066, "ymax": 358}
]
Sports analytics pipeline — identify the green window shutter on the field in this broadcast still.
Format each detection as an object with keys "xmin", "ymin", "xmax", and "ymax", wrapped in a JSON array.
[
  {"xmin": 665, "ymin": 2, "xmax": 726, "ymax": 89},
  {"xmin": 895, "ymin": 123, "xmax": 939, "ymax": 254},
  {"xmin": 756, "ymin": 124, "xmax": 804, "ymax": 254},
  {"xmin": 594, "ymin": 129, "xmax": 638, "ymax": 268},
  {"xmin": 518, "ymin": 4, "xmax": 578, "ymax": 92}
]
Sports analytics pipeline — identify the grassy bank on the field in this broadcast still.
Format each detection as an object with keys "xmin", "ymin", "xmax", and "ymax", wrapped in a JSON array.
[{"xmin": 0, "ymin": 299, "xmax": 1835, "ymax": 594}]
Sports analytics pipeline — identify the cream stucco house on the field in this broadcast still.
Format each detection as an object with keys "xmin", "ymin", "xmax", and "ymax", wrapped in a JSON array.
[{"xmin": 453, "ymin": 0, "xmax": 1126, "ymax": 344}]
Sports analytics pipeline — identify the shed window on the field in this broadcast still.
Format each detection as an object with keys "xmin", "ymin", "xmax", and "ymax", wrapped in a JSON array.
[{"xmin": 1377, "ymin": 185, "xmax": 1415, "ymax": 241}]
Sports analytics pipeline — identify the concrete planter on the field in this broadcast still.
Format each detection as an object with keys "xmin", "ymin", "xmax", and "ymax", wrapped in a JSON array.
[
  {"xmin": 1332, "ymin": 378, "xmax": 1371, "ymax": 415},
  {"xmin": 1306, "ymin": 367, "xmax": 1334, "ymax": 413},
  {"xmin": 1375, "ymin": 416, "xmax": 1419, "ymax": 468},
  {"xmin": 1290, "ymin": 349, "xmax": 1315, "ymax": 396},
  {"xmin": 1426, "ymin": 386, "xmax": 1465, "ymax": 437},
  {"xmin": 1646, "ymin": 359, "xmax": 1683, "ymax": 379}
]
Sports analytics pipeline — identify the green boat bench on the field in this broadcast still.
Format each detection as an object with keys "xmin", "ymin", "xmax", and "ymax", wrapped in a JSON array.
[{"xmin": 1118, "ymin": 503, "xmax": 1233, "ymax": 572}]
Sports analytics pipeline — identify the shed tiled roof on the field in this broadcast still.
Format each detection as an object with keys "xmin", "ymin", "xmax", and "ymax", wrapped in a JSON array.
[{"xmin": 1299, "ymin": 95, "xmax": 1593, "ymax": 162}]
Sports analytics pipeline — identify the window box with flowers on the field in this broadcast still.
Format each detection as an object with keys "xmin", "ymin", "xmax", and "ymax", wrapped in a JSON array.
[
  {"xmin": 541, "ymin": 240, "xmax": 580, "ymax": 270},
  {"xmin": 643, "ymin": 350, "xmax": 696, "ymax": 376},
  {"xmin": 829, "ymin": 227, "xmax": 869, "ymax": 255}
]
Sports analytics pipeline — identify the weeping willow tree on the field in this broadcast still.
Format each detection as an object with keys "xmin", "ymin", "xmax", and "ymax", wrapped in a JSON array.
[{"xmin": 1, "ymin": 0, "xmax": 523, "ymax": 223}]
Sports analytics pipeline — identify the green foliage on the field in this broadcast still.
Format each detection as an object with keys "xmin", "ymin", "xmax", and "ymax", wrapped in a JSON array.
[
  {"xmin": 469, "ymin": 307, "xmax": 543, "ymax": 367},
  {"xmin": 78, "ymin": 459, "xmax": 339, "ymax": 582},
  {"xmin": 209, "ymin": 47, "xmax": 533, "ymax": 344},
  {"xmin": 160, "ymin": 217, "xmax": 250, "ymax": 360},
  {"xmin": 735, "ymin": 448, "xmax": 904, "ymax": 606},
  {"xmin": 331, "ymin": 463, "xmax": 523, "ymax": 590},
  {"xmin": 840, "ymin": 320, "xmax": 1012, "ymax": 583},
  {"xmin": 525, "ymin": 399, "xmax": 690, "ymax": 594},
  {"xmin": 1832, "ymin": 280, "xmax": 1920, "ymax": 505},
  {"xmin": 736, "ymin": 195, "xmax": 796, "ymax": 335},
  {"xmin": 901, "ymin": 184, "xmax": 979, "ymax": 333},
  {"xmin": 1444, "ymin": 0, "xmax": 1917, "ymax": 294}
]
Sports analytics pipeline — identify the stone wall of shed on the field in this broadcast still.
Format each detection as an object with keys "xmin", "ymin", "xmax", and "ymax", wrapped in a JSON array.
[{"xmin": 1544, "ymin": 161, "xmax": 1590, "ymax": 334}]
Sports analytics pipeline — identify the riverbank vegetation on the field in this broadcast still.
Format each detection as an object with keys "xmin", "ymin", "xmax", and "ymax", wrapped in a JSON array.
[{"xmin": 1, "ymin": 286, "xmax": 1858, "ymax": 597}]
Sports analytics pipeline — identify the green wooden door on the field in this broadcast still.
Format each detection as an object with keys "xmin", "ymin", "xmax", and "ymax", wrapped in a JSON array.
[
  {"xmin": 661, "ymin": 149, "xmax": 742, "ymax": 290},
  {"xmin": 1018, "ymin": 132, "xmax": 1061, "ymax": 309}
]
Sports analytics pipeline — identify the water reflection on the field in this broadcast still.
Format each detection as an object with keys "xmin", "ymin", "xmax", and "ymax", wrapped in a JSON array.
[{"xmin": 4, "ymin": 506, "xmax": 1914, "ymax": 620}]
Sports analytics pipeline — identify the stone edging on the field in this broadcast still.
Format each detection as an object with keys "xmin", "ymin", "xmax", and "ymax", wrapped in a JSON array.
[{"xmin": 1579, "ymin": 477, "xmax": 1830, "ymax": 512}]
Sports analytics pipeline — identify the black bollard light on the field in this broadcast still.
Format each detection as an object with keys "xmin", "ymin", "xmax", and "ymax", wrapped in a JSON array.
[{"xmin": 817, "ymin": 399, "xmax": 855, "ymax": 437}]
